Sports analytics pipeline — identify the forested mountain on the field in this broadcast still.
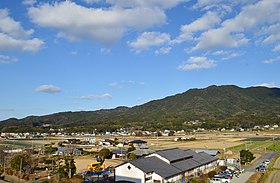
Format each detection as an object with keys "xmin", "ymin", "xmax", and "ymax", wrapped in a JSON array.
[{"xmin": 1, "ymin": 85, "xmax": 280, "ymax": 132}]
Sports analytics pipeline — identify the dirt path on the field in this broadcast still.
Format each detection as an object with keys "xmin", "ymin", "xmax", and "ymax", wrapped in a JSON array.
[
  {"xmin": 266, "ymin": 171, "xmax": 280, "ymax": 183},
  {"xmin": 273, "ymin": 156, "xmax": 280, "ymax": 169}
]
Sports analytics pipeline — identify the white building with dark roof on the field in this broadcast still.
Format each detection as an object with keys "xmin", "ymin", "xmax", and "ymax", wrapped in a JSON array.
[{"xmin": 115, "ymin": 148, "xmax": 218, "ymax": 183}]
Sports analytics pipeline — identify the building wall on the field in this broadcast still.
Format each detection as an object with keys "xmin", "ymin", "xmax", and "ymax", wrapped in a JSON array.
[
  {"xmin": 115, "ymin": 163, "xmax": 144, "ymax": 183},
  {"xmin": 165, "ymin": 174, "xmax": 183, "ymax": 183}
]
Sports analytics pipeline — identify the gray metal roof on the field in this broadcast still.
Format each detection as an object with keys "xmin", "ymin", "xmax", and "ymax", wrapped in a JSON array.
[
  {"xmin": 154, "ymin": 148, "xmax": 193, "ymax": 163},
  {"xmin": 172, "ymin": 158, "xmax": 201, "ymax": 172},
  {"xmin": 111, "ymin": 149, "xmax": 128, "ymax": 155},
  {"xmin": 123, "ymin": 148, "xmax": 218, "ymax": 180},
  {"xmin": 192, "ymin": 152, "xmax": 218, "ymax": 165},
  {"xmin": 195, "ymin": 149, "xmax": 220, "ymax": 156},
  {"xmin": 130, "ymin": 156, "xmax": 181, "ymax": 178},
  {"xmin": 130, "ymin": 149, "xmax": 155, "ymax": 156}
]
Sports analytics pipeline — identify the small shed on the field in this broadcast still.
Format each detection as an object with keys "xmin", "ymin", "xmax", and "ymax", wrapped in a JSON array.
[{"xmin": 111, "ymin": 149, "xmax": 127, "ymax": 159}]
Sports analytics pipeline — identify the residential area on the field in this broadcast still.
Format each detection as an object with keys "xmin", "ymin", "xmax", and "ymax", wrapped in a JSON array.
[{"xmin": 1, "ymin": 127, "xmax": 280, "ymax": 183}]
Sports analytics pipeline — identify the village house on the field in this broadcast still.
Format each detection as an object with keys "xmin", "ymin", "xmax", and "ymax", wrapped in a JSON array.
[
  {"xmin": 128, "ymin": 139, "xmax": 148, "ymax": 149},
  {"xmin": 55, "ymin": 147, "xmax": 83, "ymax": 156},
  {"xmin": 115, "ymin": 148, "xmax": 218, "ymax": 183}
]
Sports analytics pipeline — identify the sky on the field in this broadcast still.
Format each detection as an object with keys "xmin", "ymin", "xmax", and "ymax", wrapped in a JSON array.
[{"xmin": 0, "ymin": 0, "xmax": 280, "ymax": 120}]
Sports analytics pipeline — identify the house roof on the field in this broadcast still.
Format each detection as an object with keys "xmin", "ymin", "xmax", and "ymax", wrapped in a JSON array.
[
  {"xmin": 192, "ymin": 152, "xmax": 218, "ymax": 165},
  {"xmin": 130, "ymin": 149, "xmax": 155, "ymax": 156},
  {"xmin": 172, "ymin": 158, "xmax": 201, "ymax": 172},
  {"xmin": 154, "ymin": 148, "xmax": 193, "ymax": 163},
  {"xmin": 111, "ymin": 149, "xmax": 127, "ymax": 155},
  {"xmin": 195, "ymin": 149, "xmax": 220, "ymax": 156},
  {"xmin": 130, "ymin": 156, "xmax": 181, "ymax": 179},
  {"xmin": 128, "ymin": 139, "xmax": 147, "ymax": 144}
]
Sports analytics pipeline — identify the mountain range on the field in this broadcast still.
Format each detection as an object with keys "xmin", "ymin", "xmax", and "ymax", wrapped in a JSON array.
[{"xmin": 1, "ymin": 85, "xmax": 280, "ymax": 132}]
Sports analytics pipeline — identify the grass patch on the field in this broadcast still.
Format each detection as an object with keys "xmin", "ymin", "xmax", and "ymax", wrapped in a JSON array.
[
  {"xmin": 246, "ymin": 172, "xmax": 263, "ymax": 183},
  {"xmin": 229, "ymin": 141, "xmax": 273, "ymax": 152},
  {"xmin": 266, "ymin": 142, "xmax": 280, "ymax": 151}
]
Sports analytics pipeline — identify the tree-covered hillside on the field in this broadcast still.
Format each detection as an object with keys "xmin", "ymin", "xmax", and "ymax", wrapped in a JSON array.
[{"xmin": 1, "ymin": 85, "xmax": 280, "ymax": 132}]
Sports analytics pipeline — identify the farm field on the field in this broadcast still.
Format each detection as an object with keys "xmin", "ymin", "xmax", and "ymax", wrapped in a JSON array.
[{"xmin": 266, "ymin": 155, "xmax": 280, "ymax": 183}]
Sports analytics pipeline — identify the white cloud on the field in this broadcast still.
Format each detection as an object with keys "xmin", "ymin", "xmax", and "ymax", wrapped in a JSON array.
[
  {"xmin": 108, "ymin": 82, "xmax": 122, "ymax": 88},
  {"xmin": 257, "ymin": 82, "xmax": 278, "ymax": 88},
  {"xmin": 27, "ymin": 1, "xmax": 181, "ymax": 44},
  {"xmin": 178, "ymin": 56, "xmax": 216, "ymax": 71},
  {"xmin": 108, "ymin": 0, "xmax": 186, "ymax": 9},
  {"xmin": 193, "ymin": 0, "xmax": 280, "ymax": 50},
  {"xmin": 35, "ymin": 85, "xmax": 61, "ymax": 94},
  {"xmin": 83, "ymin": 0, "xmax": 104, "ymax": 4},
  {"xmin": 0, "ymin": 33, "xmax": 43, "ymax": 52},
  {"xmin": 128, "ymin": 32, "xmax": 170, "ymax": 53},
  {"xmin": 273, "ymin": 44, "xmax": 280, "ymax": 52},
  {"xmin": 193, "ymin": 28, "xmax": 249, "ymax": 51},
  {"xmin": 0, "ymin": 54, "xmax": 18, "ymax": 64},
  {"xmin": 193, "ymin": 0, "xmax": 222, "ymax": 9},
  {"xmin": 212, "ymin": 50, "xmax": 242, "ymax": 60},
  {"xmin": 80, "ymin": 93, "xmax": 112, "ymax": 100},
  {"xmin": 22, "ymin": 0, "xmax": 36, "ymax": 6},
  {"xmin": 155, "ymin": 47, "xmax": 172, "ymax": 55},
  {"xmin": 0, "ymin": 9, "xmax": 43, "ymax": 52},
  {"xmin": 0, "ymin": 9, "xmax": 33, "ymax": 39},
  {"xmin": 262, "ymin": 24, "xmax": 280, "ymax": 44},
  {"xmin": 263, "ymin": 56, "xmax": 280, "ymax": 64},
  {"xmin": 174, "ymin": 11, "xmax": 221, "ymax": 43}
]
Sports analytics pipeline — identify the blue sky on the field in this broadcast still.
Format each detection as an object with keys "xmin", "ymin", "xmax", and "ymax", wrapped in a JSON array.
[{"xmin": 0, "ymin": 0, "xmax": 279, "ymax": 120}]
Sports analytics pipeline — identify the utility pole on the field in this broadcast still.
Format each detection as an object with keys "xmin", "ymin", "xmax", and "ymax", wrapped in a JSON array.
[
  {"xmin": 20, "ymin": 158, "xmax": 23, "ymax": 181},
  {"xmin": 3, "ymin": 156, "xmax": 6, "ymax": 174}
]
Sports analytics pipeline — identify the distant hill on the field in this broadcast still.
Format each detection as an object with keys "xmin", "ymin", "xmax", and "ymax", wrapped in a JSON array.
[{"xmin": 1, "ymin": 85, "xmax": 280, "ymax": 132}]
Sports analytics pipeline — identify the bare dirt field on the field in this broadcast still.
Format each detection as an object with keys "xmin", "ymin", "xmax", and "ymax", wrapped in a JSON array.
[
  {"xmin": 142, "ymin": 137, "xmax": 245, "ymax": 150},
  {"xmin": 75, "ymin": 156, "xmax": 122, "ymax": 173}
]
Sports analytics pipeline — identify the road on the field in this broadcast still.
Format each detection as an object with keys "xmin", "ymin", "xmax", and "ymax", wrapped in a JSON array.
[{"xmin": 231, "ymin": 152, "xmax": 278, "ymax": 183}]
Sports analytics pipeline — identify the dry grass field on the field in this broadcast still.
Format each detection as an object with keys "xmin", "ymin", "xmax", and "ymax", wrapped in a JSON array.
[{"xmin": 265, "ymin": 170, "xmax": 280, "ymax": 183}]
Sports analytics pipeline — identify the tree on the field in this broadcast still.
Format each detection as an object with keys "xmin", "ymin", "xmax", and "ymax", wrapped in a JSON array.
[
  {"xmin": 9, "ymin": 153, "xmax": 34, "ymax": 177},
  {"xmin": 44, "ymin": 146, "xmax": 58, "ymax": 155},
  {"xmin": 64, "ymin": 158, "xmax": 76, "ymax": 178},
  {"xmin": 54, "ymin": 157, "xmax": 76, "ymax": 179},
  {"xmin": 127, "ymin": 144, "xmax": 136, "ymax": 152},
  {"xmin": 240, "ymin": 150, "xmax": 255, "ymax": 165},
  {"xmin": 168, "ymin": 130, "xmax": 175, "ymax": 136},
  {"xmin": 128, "ymin": 153, "xmax": 137, "ymax": 160},
  {"xmin": 98, "ymin": 148, "xmax": 111, "ymax": 159}
]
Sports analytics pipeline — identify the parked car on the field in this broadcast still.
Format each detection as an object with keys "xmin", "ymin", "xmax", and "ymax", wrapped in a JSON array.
[
  {"xmin": 210, "ymin": 177, "xmax": 231, "ymax": 183},
  {"xmin": 210, "ymin": 178, "xmax": 222, "ymax": 183},
  {"xmin": 218, "ymin": 170, "xmax": 233, "ymax": 179},
  {"xmin": 213, "ymin": 175, "xmax": 231, "ymax": 183},
  {"xmin": 263, "ymin": 159, "xmax": 270, "ymax": 165},
  {"xmin": 256, "ymin": 165, "xmax": 267, "ymax": 172}
]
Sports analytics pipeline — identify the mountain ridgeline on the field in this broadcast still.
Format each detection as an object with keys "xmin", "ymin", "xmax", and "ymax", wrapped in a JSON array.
[{"xmin": 1, "ymin": 85, "xmax": 280, "ymax": 132}]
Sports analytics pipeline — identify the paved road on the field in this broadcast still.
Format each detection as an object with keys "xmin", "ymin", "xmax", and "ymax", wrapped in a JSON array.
[{"xmin": 231, "ymin": 152, "xmax": 278, "ymax": 183}]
